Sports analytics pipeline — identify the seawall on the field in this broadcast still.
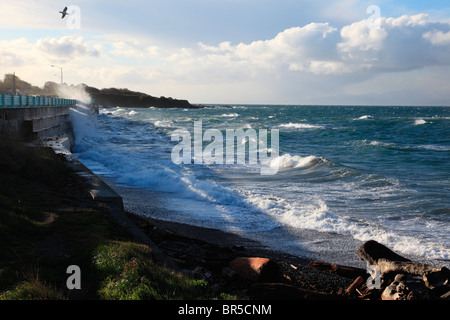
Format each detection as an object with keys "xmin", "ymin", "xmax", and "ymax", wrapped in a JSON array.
[{"xmin": 0, "ymin": 94, "xmax": 77, "ymax": 145}]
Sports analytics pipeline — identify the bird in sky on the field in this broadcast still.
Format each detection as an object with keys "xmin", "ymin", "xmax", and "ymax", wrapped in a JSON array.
[{"xmin": 59, "ymin": 7, "xmax": 69, "ymax": 19}]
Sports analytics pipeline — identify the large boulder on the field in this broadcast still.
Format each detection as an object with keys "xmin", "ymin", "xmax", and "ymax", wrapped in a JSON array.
[{"xmin": 229, "ymin": 257, "xmax": 280, "ymax": 283}]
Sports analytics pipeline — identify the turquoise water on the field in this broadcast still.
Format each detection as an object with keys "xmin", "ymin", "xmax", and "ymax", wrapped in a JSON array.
[{"xmin": 72, "ymin": 105, "xmax": 450, "ymax": 266}]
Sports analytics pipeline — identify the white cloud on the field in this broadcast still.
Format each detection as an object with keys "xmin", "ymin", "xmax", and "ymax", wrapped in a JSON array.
[
  {"xmin": 2, "ymin": 13, "xmax": 450, "ymax": 105},
  {"xmin": 339, "ymin": 20, "xmax": 388, "ymax": 52},
  {"xmin": 160, "ymin": 14, "xmax": 450, "ymax": 78},
  {"xmin": 423, "ymin": 30, "xmax": 450, "ymax": 45},
  {"xmin": 144, "ymin": 14, "xmax": 450, "ymax": 103},
  {"xmin": 0, "ymin": 38, "xmax": 33, "ymax": 67},
  {"xmin": 37, "ymin": 36, "xmax": 100, "ymax": 61},
  {"xmin": 0, "ymin": 36, "xmax": 105, "ymax": 89},
  {"xmin": 386, "ymin": 13, "xmax": 430, "ymax": 27},
  {"xmin": 111, "ymin": 41, "xmax": 145, "ymax": 58},
  {"xmin": 0, "ymin": 36, "xmax": 102, "ymax": 72}
]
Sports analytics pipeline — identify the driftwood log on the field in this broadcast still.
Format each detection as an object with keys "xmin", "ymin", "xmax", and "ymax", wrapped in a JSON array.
[
  {"xmin": 356, "ymin": 240, "xmax": 410, "ymax": 265},
  {"xmin": 357, "ymin": 240, "xmax": 450, "ymax": 294},
  {"xmin": 345, "ymin": 276, "xmax": 365, "ymax": 295},
  {"xmin": 307, "ymin": 261, "xmax": 367, "ymax": 279},
  {"xmin": 376, "ymin": 259, "xmax": 449, "ymax": 289}
]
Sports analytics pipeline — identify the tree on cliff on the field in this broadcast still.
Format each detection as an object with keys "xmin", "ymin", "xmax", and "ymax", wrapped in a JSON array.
[
  {"xmin": 0, "ymin": 74, "xmax": 197, "ymax": 108},
  {"xmin": 0, "ymin": 74, "xmax": 42, "ymax": 95}
]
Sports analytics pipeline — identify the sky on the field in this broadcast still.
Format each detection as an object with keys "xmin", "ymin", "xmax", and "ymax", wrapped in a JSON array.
[{"xmin": 1, "ymin": 1, "xmax": 450, "ymax": 105}]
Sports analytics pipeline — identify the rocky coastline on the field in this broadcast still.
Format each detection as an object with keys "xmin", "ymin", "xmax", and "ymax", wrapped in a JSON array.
[{"xmin": 127, "ymin": 214, "xmax": 450, "ymax": 301}]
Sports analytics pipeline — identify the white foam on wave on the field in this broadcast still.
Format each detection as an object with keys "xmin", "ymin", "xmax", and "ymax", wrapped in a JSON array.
[
  {"xmin": 111, "ymin": 107, "xmax": 125, "ymax": 115},
  {"xmin": 278, "ymin": 123, "xmax": 325, "ymax": 129},
  {"xmin": 414, "ymin": 119, "xmax": 427, "ymax": 125},
  {"xmin": 76, "ymin": 135, "xmax": 279, "ymax": 233},
  {"xmin": 244, "ymin": 192, "xmax": 450, "ymax": 261},
  {"xmin": 369, "ymin": 140, "xmax": 384, "ymax": 146},
  {"xmin": 358, "ymin": 140, "xmax": 395, "ymax": 148},
  {"xmin": 74, "ymin": 116, "xmax": 252, "ymax": 209},
  {"xmin": 153, "ymin": 120, "xmax": 173, "ymax": 128},
  {"xmin": 220, "ymin": 113, "xmax": 239, "ymax": 118},
  {"xmin": 269, "ymin": 154, "xmax": 321, "ymax": 170},
  {"xmin": 70, "ymin": 106, "xmax": 98, "ymax": 143},
  {"xmin": 354, "ymin": 115, "xmax": 373, "ymax": 120},
  {"xmin": 416, "ymin": 144, "xmax": 450, "ymax": 151}
]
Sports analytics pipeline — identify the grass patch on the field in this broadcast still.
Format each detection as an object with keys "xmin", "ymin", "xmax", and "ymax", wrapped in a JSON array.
[
  {"xmin": 93, "ymin": 241, "xmax": 210, "ymax": 300},
  {"xmin": 0, "ymin": 279, "xmax": 66, "ymax": 300}
]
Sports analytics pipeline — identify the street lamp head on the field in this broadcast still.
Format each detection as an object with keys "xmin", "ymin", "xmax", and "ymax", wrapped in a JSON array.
[{"xmin": 50, "ymin": 65, "xmax": 63, "ymax": 84}]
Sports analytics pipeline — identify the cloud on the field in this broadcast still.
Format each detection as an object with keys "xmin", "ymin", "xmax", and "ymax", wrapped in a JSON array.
[
  {"xmin": 183, "ymin": 14, "xmax": 450, "ymax": 77},
  {"xmin": 2, "ymin": 13, "xmax": 450, "ymax": 105},
  {"xmin": 89, "ymin": 13, "xmax": 450, "ymax": 104},
  {"xmin": 176, "ymin": 23, "xmax": 342, "ymax": 80},
  {"xmin": 233, "ymin": 23, "xmax": 339, "ymax": 68},
  {"xmin": 0, "ymin": 38, "xmax": 33, "ymax": 66},
  {"xmin": 110, "ymin": 40, "xmax": 159, "ymax": 58},
  {"xmin": 0, "ymin": 36, "xmax": 101, "ymax": 69},
  {"xmin": 0, "ymin": 36, "xmax": 104, "ymax": 89},
  {"xmin": 37, "ymin": 36, "xmax": 100, "ymax": 61},
  {"xmin": 143, "ymin": 13, "xmax": 450, "ymax": 104},
  {"xmin": 423, "ymin": 30, "xmax": 450, "ymax": 45},
  {"xmin": 345, "ymin": 14, "xmax": 446, "ymax": 71}
]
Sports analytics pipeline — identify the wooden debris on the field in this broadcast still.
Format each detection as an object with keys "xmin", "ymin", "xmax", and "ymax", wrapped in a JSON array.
[
  {"xmin": 376, "ymin": 259, "xmax": 450, "ymax": 289},
  {"xmin": 356, "ymin": 240, "xmax": 410, "ymax": 265},
  {"xmin": 308, "ymin": 260, "xmax": 367, "ymax": 279},
  {"xmin": 356, "ymin": 240, "xmax": 450, "ymax": 300},
  {"xmin": 345, "ymin": 276, "xmax": 365, "ymax": 295},
  {"xmin": 441, "ymin": 290, "xmax": 450, "ymax": 300}
]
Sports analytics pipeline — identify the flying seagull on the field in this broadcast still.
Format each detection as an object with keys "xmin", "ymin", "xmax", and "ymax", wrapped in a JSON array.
[{"xmin": 59, "ymin": 7, "xmax": 69, "ymax": 19}]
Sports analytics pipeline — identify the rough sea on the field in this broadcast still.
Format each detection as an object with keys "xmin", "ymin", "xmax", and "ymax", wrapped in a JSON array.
[{"xmin": 71, "ymin": 104, "xmax": 450, "ymax": 268}]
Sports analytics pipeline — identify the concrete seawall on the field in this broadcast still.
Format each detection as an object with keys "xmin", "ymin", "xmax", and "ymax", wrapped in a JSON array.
[
  {"xmin": 0, "ymin": 94, "xmax": 77, "ymax": 145},
  {"xmin": 0, "ymin": 106, "xmax": 74, "ymax": 144}
]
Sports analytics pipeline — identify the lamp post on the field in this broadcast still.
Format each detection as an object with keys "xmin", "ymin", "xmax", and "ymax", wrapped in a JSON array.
[
  {"xmin": 51, "ymin": 65, "xmax": 63, "ymax": 84},
  {"xmin": 12, "ymin": 72, "xmax": 16, "ymax": 95}
]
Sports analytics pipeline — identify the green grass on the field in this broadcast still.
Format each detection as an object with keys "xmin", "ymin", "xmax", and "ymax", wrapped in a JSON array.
[
  {"xmin": 93, "ymin": 241, "xmax": 209, "ymax": 300},
  {"xmin": 0, "ymin": 137, "xmax": 228, "ymax": 300}
]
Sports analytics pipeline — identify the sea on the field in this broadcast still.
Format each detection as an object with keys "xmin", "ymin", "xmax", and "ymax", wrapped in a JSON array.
[{"xmin": 70, "ymin": 104, "xmax": 450, "ymax": 268}]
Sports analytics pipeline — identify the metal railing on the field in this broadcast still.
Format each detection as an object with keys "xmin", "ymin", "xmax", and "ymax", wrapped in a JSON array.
[{"xmin": 0, "ymin": 94, "xmax": 77, "ymax": 108}]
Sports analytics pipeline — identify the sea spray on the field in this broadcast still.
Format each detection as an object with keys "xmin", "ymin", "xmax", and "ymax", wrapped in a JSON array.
[
  {"xmin": 70, "ymin": 104, "xmax": 98, "ymax": 145},
  {"xmin": 56, "ymin": 84, "xmax": 92, "ymax": 105},
  {"xmin": 56, "ymin": 84, "xmax": 99, "ymax": 144}
]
